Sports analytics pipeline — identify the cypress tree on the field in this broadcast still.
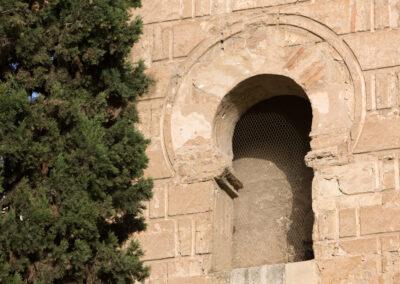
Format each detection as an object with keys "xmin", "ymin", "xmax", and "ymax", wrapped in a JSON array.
[{"xmin": 0, "ymin": 0, "xmax": 152, "ymax": 282}]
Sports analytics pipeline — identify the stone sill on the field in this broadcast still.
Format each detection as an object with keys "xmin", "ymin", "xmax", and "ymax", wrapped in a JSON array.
[{"xmin": 227, "ymin": 260, "xmax": 318, "ymax": 284}]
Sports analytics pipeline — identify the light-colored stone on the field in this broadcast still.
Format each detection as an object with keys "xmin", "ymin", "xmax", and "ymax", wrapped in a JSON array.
[
  {"xmin": 173, "ymin": 22, "xmax": 208, "ymax": 58},
  {"xmin": 178, "ymin": 218, "xmax": 192, "ymax": 256},
  {"xmin": 263, "ymin": 264, "xmax": 284, "ymax": 284},
  {"xmin": 339, "ymin": 238, "xmax": 379, "ymax": 255},
  {"xmin": 343, "ymin": 29, "xmax": 400, "ymax": 70},
  {"xmin": 132, "ymin": 1, "xmax": 400, "ymax": 282},
  {"xmin": 381, "ymin": 234, "xmax": 400, "ymax": 252},
  {"xmin": 145, "ymin": 64, "xmax": 176, "ymax": 99},
  {"xmin": 318, "ymin": 210, "xmax": 337, "ymax": 241},
  {"xmin": 339, "ymin": 208, "xmax": 357, "ymax": 238},
  {"xmin": 375, "ymin": 72, "xmax": 397, "ymax": 110},
  {"xmin": 380, "ymin": 156, "xmax": 396, "ymax": 190},
  {"xmin": 285, "ymin": 260, "xmax": 318, "ymax": 284},
  {"xmin": 375, "ymin": 0, "xmax": 390, "ymax": 30},
  {"xmin": 153, "ymin": 26, "xmax": 171, "ymax": 61},
  {"xmin": 280, "ymin": 0, "xmax": 371, "ymax": 34},
  {"xmin": 149, "ymin": 186, "xmax": 166, "ymax": 219},
  {"xmin": 144, "ymin": 139, "xmax": 173, "ymax": 179},
  {"xmin": 168, "ymin": 276, "xmax": 212, "ymax": 284},
  {"xmin": 168, "ymin": 182, "xmax": 214, "ymax": 216},
  {"xmin": 355, "ymin": 113, "xmax": 400, "ymax": 153},
  {"xmin": 147, "ymin": 261, "xmax": 168, "ymax": 283},
  {"xmin": 230, "ymin": 268, "xmax": 247, "ymax": 284},
  {"xmin": 316, "ymin": 174, "xmax": 342, "ymax": 198},
  {"xmin": 319, "ymin": 256, "xmax": 379, "ymax": 283},
  {"xmin": 336, "ymin": 162, "xmax": 376, "ymax": 195},
  {"xmin": 183, "ymin": 0, "xmax": 193, "ymax": 18},
  {"xmin": 135, "ymin": 0, "xmax": 180, "ymax": 24},
  {"xmin": 167, "ymin": 256, "xmax": 209, "ymax": 278},
  {"xmin": 337, "ymin": 192, "xmax": 382, "ymax": 209},
  {"xmin": 232, "ymin": 0, "xmax": 297, "ymax": 11},
  {"xmin": 138, "ymin": 220, "xmax": 175, "ymax": 260},
  {"xmin": 195, "ymin": 213, "xmax": 212, "ymax": 254},
  {"xmin": 360, "ymin": 206, "xmax": 400, "ymax": 235},
  {"xmin": 195, "ymin": 0, "xmax": 211, "ymax": 17}
]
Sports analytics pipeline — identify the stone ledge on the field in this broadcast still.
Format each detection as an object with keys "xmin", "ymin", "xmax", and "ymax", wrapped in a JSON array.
[{"xmin": 226, "ymin": 260, "xmax": 318, "ymax": 284}]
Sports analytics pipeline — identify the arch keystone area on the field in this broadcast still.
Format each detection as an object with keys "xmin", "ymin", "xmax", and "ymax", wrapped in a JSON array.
[{"xmin": 162, "ymin": 13, "xmax": 366, "ymax": 179}]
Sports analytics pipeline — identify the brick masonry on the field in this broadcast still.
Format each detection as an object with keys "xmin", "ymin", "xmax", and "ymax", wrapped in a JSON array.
[{"xmin": 130, "ymin": 0, "xmax": 400, "ymax": 283}]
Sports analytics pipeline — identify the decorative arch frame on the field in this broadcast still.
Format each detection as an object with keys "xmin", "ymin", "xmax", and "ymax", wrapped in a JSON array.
[{"xmin": 160, "ymin": 13, "xmax": 366, "ymax": 180}]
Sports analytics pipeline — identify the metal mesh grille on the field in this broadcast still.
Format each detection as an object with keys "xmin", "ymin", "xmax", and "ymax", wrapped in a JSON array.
[{"xmin": 232, "ymin": 95, "xmax": 314, "ymax": 267}]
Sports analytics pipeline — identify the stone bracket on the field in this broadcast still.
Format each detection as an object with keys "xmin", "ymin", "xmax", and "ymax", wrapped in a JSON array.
[{"xmin": 214, "ymin": 167, "xmax": 243, "ymax": 199}]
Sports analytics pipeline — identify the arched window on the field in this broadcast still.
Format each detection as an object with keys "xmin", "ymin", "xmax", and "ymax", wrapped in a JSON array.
[{"xmin": 231, "ymin": 95, "xmax": 314, "ymax": 268}]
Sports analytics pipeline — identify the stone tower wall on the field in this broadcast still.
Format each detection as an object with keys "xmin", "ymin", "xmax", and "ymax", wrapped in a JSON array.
[{"xmin": 130, "ymin": 1, "xmax": 400, "ymax": 283}]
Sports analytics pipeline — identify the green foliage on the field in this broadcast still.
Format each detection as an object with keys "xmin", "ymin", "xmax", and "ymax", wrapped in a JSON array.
[{"xmin": 0, "ymin": 0, "xmax": 153, "ymax": 282}]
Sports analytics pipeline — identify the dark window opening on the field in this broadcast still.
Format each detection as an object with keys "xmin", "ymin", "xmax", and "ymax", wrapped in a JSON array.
[{"xmin": 232, "ymin": 95, "xmax": 314, "ymax": 268}]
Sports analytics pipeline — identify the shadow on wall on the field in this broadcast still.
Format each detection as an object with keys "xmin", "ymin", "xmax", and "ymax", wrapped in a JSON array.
[{"xmin": 231, "ymin": 92, "xmax": 314, "ymax": 268}]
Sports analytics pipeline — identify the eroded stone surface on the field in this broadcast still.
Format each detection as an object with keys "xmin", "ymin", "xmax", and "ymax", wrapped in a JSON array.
[{"xmin": 132, "ymin": 1, "xmax": 400, "ymax": 283}]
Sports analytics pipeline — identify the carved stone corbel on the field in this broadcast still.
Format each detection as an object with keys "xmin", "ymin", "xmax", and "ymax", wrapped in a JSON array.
[{"xmin": 214, "ymin": 167, "xmax": 243, "ymax": 199}]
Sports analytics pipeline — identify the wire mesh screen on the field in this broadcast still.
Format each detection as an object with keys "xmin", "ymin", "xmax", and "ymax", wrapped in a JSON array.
[{"xmin": 232, "ymin": 95, "xmax": 314, "ymax": 268}]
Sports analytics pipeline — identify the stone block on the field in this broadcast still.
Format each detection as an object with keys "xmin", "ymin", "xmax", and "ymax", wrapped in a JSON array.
[
  {"xmin": 389, "ymin": 0, "xmax": 400, "ymax": 28},
  {"xmin": 317, "ymin": 210, "xmax": 337, "ymax": 241},
  {"xmin": 263, "ymin": 264, "xmax": 284, "ymax": 284},
  {"xmin": 241, "ymin": 264, "xmax": 285, "ymax": 284},
  {"xmin": 375, "ymin": 72, "xmax": 397, "ymax": 110},
  {"xmin": 353, "ymin": 0, "xmax": 373, "ymax": 32},
  {"xmin": 337, "ymin": 162, "xmax": 376, "ymax": 195},
  {"xmin": 360, "ymin": 205, "xmax": 400, "ymax": 235},
  {"xmin": 382, "ymin": 251, "xmax": 400, "ymax": 274},
  {"xmin": 173, "ymin": 21, "xmax": 208, "ymax": 58},
  {"xmin": 343, "ymin": 29, "xmax": 400, "ymax": 70},
  {"xmin": 145, "ymin": 64, "xmax": 175, "ymax": 99},
  {"xmin": 178, "ymin": 218, "xmax": 192, "ymax": 256},
  {"xmin": 149, "ymin": 186, "xmax": 166, "ymax": 219},
  {"xmin": 337, "ymin": 192, "xmax": 382, "ymax": 209},
  {"xmin": 355, "ymin": 113, "xmax": 400, "ymax": 153},
  {"xmin": 195, "ymin": 0, "xmax": 211, "ymax": 17},
  {"xmin": 168, "ymin": 276, "xmax": 212, "ymax": 284},
  {"xmin": 319, "ymin": 256, "xmax": 379, "ymax": 283},
  {"xmin": 183, "ymin": 0, "xmax": 194, "ymax": 18},
  {"xmin": 313, "ymin": 241, "xmax": 336, "ymax": 259},
  {"xmin": 138, "ymin": 220, "xmax": 175, "ymax": 260},
  {"xmin": 148, "ymin": 261, "xmax": 168, "ymax": 283},
  {"xmin": 153, "ymin": 26, "xmax": 171, "ymax": 61},
  {"xmin": 339, "ymin": 208, "xmax": 357, "ymax": 237},
  {"xmin": 382, "ymin": 190, "xmax": 400, "ymax": 205},
  {"xmin": 381, "ymin": 234, "xmax": 400, "ymax": 252},
  {"xmin": 316, "ymin": 175, "xmax": 342, "ymax": 198},
  {"xmin": 380, "ymin": 156, "xmax": 396, "ymax": 190},
  {"xmin": 130, "ymin": 25, "xmax": 153, "ymax": 65},
  {"xmin": 168, "ymin": 182, "xmax": 214, "ymax": 216},
  {"xmin": 285, "ymin": 260, "xmax": 318, "ymax": 284},
  {"xmin": 281, "ymin": 0, "xmax": 371, "ymax": 34},
  {"xmin": 144, "ymin": 139, "xmax": 173, "ymax": 179},
  {"xmin": 230, "ymin": 268, "xmax": 247, "ymax": 284},
  {"xmin": 195, "ymin": 213, "xmax": 212, "ymax": 254},
  {"xmin": 318, "ymin": 256, "xmax": 362, "ymax": 276},
  {"xmin": 373, "ymin": 0, "xmax": 400, "ymax": 30},
  {"xmin": 136, "ymin": 0, "xmax": 181, "ymax": 24},
  {"xmin": 136, "ymin": 100, "xmax": 152, "ymax": 138},
  {"xmin": 339, "ymin": 238, "xmax": 379, "ymax": 255},
  {"xmin": 211, "ymin": 0, "xmax": 229, "ymax": 14},
  {"xmin": 375, "ymin": 0, "xmax": 390, "ymax": 30},
  {"xmin": 167, "ymin": 256, "xmax": 209, "ymax": 278},
  {"xmin": 212, "ymin": 189, "xmax": 234, "ymax": 271},
  {"xmin": 232, "ymin": 0, "xmax": 297, "ymax": 11}
]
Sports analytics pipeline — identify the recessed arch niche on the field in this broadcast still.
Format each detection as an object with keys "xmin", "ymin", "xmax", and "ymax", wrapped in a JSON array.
[
  {"xmin": 162, "ymin": 14, "xmax": 366, "ymax": 271},
  {"xmin": 213, "ymin": 74, "xmax": 314, "ymax": 267}
]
